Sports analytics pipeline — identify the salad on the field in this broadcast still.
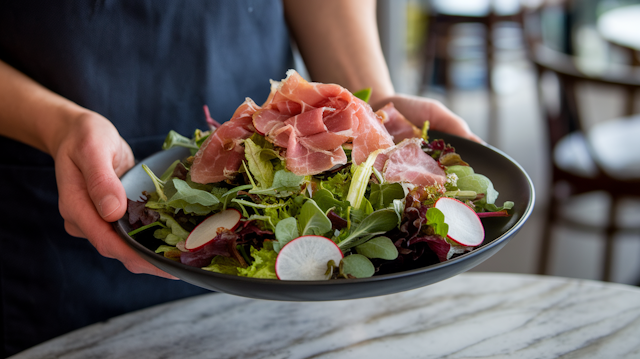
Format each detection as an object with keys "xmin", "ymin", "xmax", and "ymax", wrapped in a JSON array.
[{"xmin": 126, "ymin": 71, "xmax": 513, "ymax": 281}]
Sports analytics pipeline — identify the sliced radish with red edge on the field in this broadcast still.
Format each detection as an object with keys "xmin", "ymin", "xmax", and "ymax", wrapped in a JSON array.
[
  {"xmin": 275, "ymin": 235, "xmax": 344, "ymax": 280},
  {"xmin": 434, "ymin": 197, "xmax": 484, "ymax": 247},
  {"xmin": 185, "ymin": 209, "xmax": 242, "ymax": 251}
]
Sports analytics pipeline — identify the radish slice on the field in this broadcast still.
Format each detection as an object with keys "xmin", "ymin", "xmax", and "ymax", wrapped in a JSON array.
[
  {"xmin": 434, "ymin": 197, "xmax": 485, "ymax": 247},
  {"xmin": 185, "ymin": 209, "xmax": 242, "ymax": 251},
  {"xmin": 275, "ymin": 235, "xmax": 344, "ymax": 280}
]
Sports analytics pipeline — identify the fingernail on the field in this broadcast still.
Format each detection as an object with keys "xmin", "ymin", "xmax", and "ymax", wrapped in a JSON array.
[{"xmin": 99, "ymin": 194, "xmax": 121, "ymax": 218}]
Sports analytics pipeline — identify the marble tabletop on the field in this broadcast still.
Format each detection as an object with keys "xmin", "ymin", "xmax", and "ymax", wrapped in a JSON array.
[{"xmin": 11, "ymin": 273, "xmax": 640, "ymax": 359}]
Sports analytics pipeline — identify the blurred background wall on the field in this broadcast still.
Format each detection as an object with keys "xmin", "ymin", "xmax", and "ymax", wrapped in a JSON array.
[{"xmin": 373, "ymin": 0, "xmax": 640, "ymax": 284}]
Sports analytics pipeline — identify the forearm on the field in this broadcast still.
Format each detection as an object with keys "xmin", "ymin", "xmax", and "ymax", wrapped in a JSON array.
[
  {"xmin": 283, "ymin": 0, "xmax": 395, "ymax": 105},
  {"xmin": 0, "ymin": 59, "xmax": 90, "ymax": 157}
]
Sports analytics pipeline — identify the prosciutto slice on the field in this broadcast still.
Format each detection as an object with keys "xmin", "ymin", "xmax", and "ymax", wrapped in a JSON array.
[
  {"xmin": 376, "ymin": 102, "xmax": 421, "ymax": 144},
  {"xmin": 190, "ymin": 98, "xmax": 259, "ymax": 184},
  {"xmin": 191, "ymin": 70, "xmax": 402, "ymax": 183},
  {"xmin": 382, "ymin": 138, "xmax": 446, "ymax": 186},
  {"xmin": 286, "ymin": 134, "xmax": 348, "ymax": 176},
  {"xmin": 257, "ymin": 70, "xmax": 394, "ymax": 175}
]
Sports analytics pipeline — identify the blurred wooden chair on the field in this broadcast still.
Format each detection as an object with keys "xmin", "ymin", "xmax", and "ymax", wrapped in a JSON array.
[
  {"xmin": 529, "ymin": 39, "xmax": 640, "ymax": 281},
  {"xmin": 418, "ymin": 0, "xmax": 525, "ymax": 145}
]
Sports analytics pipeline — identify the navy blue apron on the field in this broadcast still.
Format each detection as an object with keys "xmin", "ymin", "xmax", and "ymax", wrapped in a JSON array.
[{"xmin": 0, "ymin": 1, "xmax": 292, "ymax": 356}]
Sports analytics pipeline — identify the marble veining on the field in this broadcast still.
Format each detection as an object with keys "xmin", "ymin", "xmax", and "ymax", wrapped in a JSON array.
[{"xmin": 11, "ymin": 273, "xmax": 640, "ymax": 359}]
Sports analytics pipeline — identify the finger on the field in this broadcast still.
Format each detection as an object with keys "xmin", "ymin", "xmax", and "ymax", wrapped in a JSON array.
[
  {"xmin": 72, "ymin": 138, "xmax": 132, "ymax": 223},
  {"xmin": 64, "ymin": 221, "xmax": 85, "ymax": 238},
  {"xmin": 113, "ymin": 138, "xmax": 135, "ymax": 177},
  {"xmin": 57, "ymin": 154, "xmax": 176, "ymax": 279}
]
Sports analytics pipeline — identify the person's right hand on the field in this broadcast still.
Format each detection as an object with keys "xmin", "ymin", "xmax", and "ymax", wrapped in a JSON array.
[{"xmin": 50, "ymin": 111, "xmax": 177, "ymax": 279}]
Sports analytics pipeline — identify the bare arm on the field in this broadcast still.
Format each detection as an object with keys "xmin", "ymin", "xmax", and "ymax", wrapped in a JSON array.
[
  {"xmin": 0, "ymin": 59, "xmax": 175, "ymax": 278},
  {"xmin": 283, "ymin": 0, "xmax": 482, "ymax": 142}
]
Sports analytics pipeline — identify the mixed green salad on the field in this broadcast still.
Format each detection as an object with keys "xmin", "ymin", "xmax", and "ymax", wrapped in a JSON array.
[{"xmin": 126, "ymin": 126, "xmax": 514, "ymax": 280}]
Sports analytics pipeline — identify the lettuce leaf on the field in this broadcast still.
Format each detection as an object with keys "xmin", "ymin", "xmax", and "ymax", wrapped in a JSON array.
[
  {"xmin": 244, "ymin": 137, "xmax": 274, "ymax": 189},
  {"xmin": 202, "ymin": 256, "xmax": 243, "ymax": 276},
  {"xmin": 236, "ymin": 247, "xmax": 277, "ymax": 279},
  {"xmin": 320, "ymin": 170, "xmax": 352, "ymax": 202}
]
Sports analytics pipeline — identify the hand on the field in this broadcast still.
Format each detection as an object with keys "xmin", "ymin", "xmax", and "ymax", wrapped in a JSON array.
[
  {"xmin": 373, "ymin": 94, "xmax": 484, "ymax": 144},
  {"xmin": 52, "ymin": 111, "xmax": 177, "ymax": 279}
]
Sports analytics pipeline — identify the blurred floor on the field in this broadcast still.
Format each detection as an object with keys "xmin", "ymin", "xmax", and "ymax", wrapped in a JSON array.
[{"xmin": 397, "ymin": 20, "xmax": 640, "ymax": 285}]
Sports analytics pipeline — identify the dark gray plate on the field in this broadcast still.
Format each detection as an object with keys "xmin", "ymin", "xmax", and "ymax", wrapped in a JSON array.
[{"xmin": 114, "ymin": 131, "xmax": 535, "ymax": 301}]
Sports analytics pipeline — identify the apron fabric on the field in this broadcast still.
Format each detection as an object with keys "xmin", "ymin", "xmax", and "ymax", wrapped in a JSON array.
[{"xmin": 0, "ymin": 1, "xmax": 293, "ymax": 356}]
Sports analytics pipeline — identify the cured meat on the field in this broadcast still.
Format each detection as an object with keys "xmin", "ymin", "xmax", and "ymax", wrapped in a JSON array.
[
  {"xmin": 286, "ymin": 134, "xmax": 348, "ymax": 176},
  {"xmin": 190, "ymin": 99, "xmax": 259, "ymax": 184},
  {"xmin": 252, "ymin": 109, "xmax": 288, "ymax": 135},
  {"xmin": 351, "ymin": 101, "xmax": 395, "ymax": 164},
  {"xmin": 382, "ymin": 138, "xmax": 446, "ymax": 186},
  {"xmin": 299, "ymin": 132, "xmax": 350, "ymax": 152},
  {"xmin": 376, "ymin": 102, "xmax": 421, "ymax": 144},
  {"xmin": 284, "ymin": 107, "xmax": 328, "ymax": 137},
  {"xmin": 192, "ymin": 70, "xmax": 399, "ymax": 182},
  {"xmin": 257, "ymin": 70, "xmax": 394, "ymax": 175}
]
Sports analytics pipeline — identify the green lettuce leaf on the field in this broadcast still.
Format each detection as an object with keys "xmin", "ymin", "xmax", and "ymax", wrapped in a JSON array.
[
  {"xmin": 202, "ymin": 256, "xmax": 243, "ymax": 276},
  {"xmin": 426, "ymin": 207, "xmax": 449, "ymax": 238},
  {"xmin": 244, "ymin": 137, "xmax": 274, "ymax": 189},
  {"xmin": 320, "ymin": 170, "xmax": 352, "ymax": 202},
  {"xmin": 237, "ymin": 247, "xmax": 277, "ymax": 279}
]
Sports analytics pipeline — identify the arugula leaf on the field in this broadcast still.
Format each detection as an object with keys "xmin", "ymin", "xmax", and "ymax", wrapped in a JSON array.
[
  {"xmin": 298, "ymin": 199, "xmax": 332, "ymax": 236},
  {"xmin": 249, "ymin": 169, "xmax": 304, "ymax": 197},
  {"xmin": 127, "ymin": 221, "xmax": 165, "ymax": 237},
  {"xmin": 162, "ymin": 130, "xmax": 199, "ymax": 152},
  {"xmin": 166, "ymin": 178, "xmax": 220, "ymax": 216},
  {"xmin": 159, "ymin": 160, "xmax": 181, "ymax": 182},
  {"xmin": 142, "ymin": 164, "xmax": 167, "ymax": 201},
  {"xmin": 338, "ymin": 208, "xmax": 399, "ymax": 250}
]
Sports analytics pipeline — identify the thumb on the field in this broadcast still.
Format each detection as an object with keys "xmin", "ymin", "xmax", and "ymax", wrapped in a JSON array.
[{"xmin": 76, "ymin": 144, "xmax": 132, "ymax": 223}]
